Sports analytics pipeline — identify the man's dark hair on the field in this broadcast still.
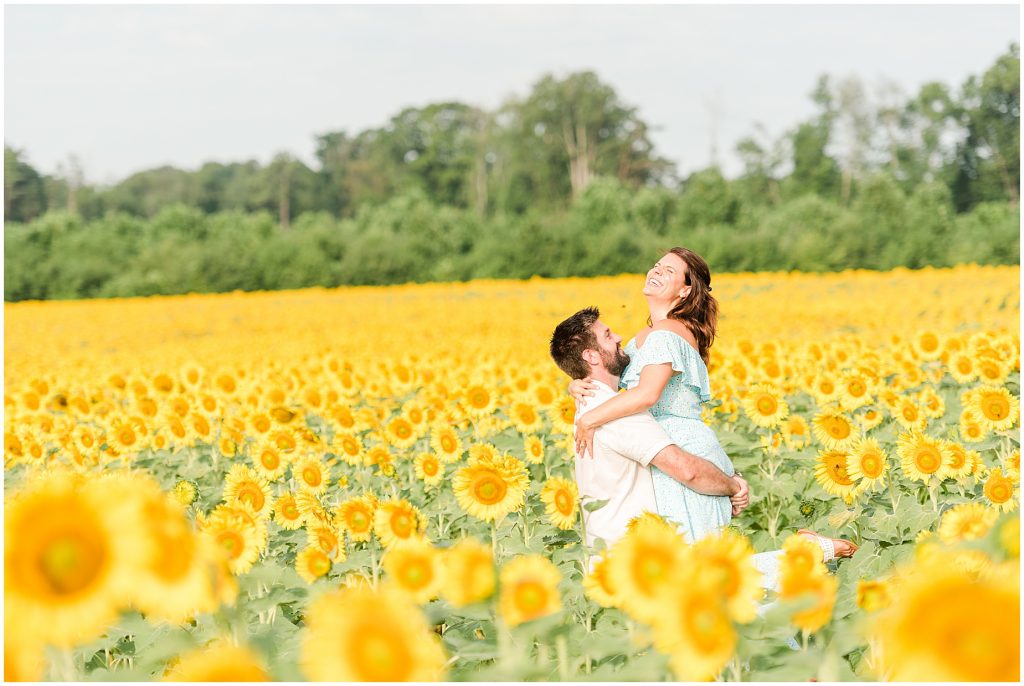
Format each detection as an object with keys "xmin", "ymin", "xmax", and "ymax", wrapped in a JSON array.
[{"xmin": 549, "ymin": 306, "xmax": 600, "ymax": 379}]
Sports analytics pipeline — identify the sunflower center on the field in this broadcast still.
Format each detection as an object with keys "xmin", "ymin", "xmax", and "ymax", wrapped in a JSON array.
[
  {"xmin": 398, "ymin": 560, "xmax": 431, "ymax": 589},
  {"xmin": 986, "ymin": 480, "xmax": 1011, "ymax": 504},
  {"xmin": 260, "ymin": 450, "xmax": 279, "ymax": 469},
  {"xmin": 554, "ymin": 490, "xmax": 574, "ymax": 515},
  {"xmin": 827, "ymin": 419, "xmax": 850, "ymax": 440},
  {"xmin": 756, "ymin": 396, "xmax": 777, "ymax": 415},
  {"xmin": 36, "ymin": 529, "xmax": 106, "ymax": 596},
  {"xmin": 982, "ymin": 397, "xmax": 1009, "ymax": 421},
  {"xmin": 239, "ymin": 485, "xmax": 265, "ymax": 512},
  {"xmin": 391, "ymin": 512, "xmax": 414, "ymax": 538},
  {"xmin": 349, "ymin": 625, "xmax": 412, "ymax": 681},
  {"xmin": 423, "ymin": 460, "xmax": 438, "ymax": 476},
  {"xmin": 685, "ymin": 599, "xmax": 729, "ymax": 652},
  {"xmin": 848, "ymin": 381, "xmax": 866, "ymax": 396},
  {"xmin": 440, "ymin": 435, "xmax": 456, "ymax": 452},
  {"xmin": 860, "ymin": 453, "xmax": 883, "ymax": 478},
  {"xmin": 633, "ymin": 548, "xmax": 670, "ymax": 595},
  {"xmin": 303, "ymin": 467, "xmax": 322, "ymax": 487},
  {"xmin": 473, "ymin": 473, "xmax": 508, "ymax": 505},
  {"xmin": 395, "ymin": 422, "xmax": 412, "ymax": 439},
  {"xmin": 350, "ymin": 511, "xmax": 370, "ymax": 531},
  {"xmin": 217, "ymin": 531, "xmax": 244, "ymax": 560},
  {"xmin": 915, "ymin": 448, "xmax": 941, "ymax": 474},
  {"xmin": 283, "ymin": 502, "xmax": 300, "ymax": 520},
  {"xmin": 827, "ymin": 457, "xmax": 854, "ymax": 486},
  {"xmin": 154, "ymin": 528, "xmax": 196, "ymax": 582},
  {"xmin": 513, "ymin": 581, "xmax": 547, "ymax": 616}
]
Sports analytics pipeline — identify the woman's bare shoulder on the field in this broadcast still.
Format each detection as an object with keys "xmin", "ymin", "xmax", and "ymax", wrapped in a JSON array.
[{"xmin": 652, "ymin": 318, "xmax": 698, "ymax": 346}]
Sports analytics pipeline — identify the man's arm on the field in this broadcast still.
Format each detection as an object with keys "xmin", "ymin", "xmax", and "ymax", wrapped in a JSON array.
[
  {"xmin": 650, "ymin": 444, "xmax": 739, "ymax": 497},
  {"xmin": 589, "ymin": 407, "xmax": 741, "ymax": 498}
]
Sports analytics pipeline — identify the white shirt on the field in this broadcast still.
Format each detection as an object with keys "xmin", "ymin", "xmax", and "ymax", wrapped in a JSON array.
[{"xmin": 573, "ymin": 380, "xmax": 673, "ymax": 550}]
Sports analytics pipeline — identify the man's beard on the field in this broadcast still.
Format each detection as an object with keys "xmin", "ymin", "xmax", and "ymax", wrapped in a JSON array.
[{"xmin": 602, "ymin": 347, "xmax": 630, "ymax": 377}]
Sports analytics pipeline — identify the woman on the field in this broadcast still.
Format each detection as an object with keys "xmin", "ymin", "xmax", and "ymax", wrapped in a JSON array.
[{"xmin": 569, "ymin": 247, "xmax": 857, "ymax": 567}]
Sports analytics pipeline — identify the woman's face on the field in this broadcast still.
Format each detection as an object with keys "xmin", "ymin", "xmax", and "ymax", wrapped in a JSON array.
[{"xmin": 642, "ymin": 252, "xmax": 690, "ymax": 302}]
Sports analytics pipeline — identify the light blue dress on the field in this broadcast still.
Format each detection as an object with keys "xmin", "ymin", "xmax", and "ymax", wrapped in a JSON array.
[{"xmin": 620, "ymin": 329, "xmax": 735, "ymax": 543}]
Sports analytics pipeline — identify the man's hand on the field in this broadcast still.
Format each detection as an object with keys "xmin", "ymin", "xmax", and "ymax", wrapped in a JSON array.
[
  {"xmin": 574, "ymin": 416, "xmax": 597, "ymax": 459},
  {"xmin": 569, "ymin": 377, "xmax": 598, "ymax": 403},
  {"xmin": 730, "ymin": 474, "xmax": 750, "ymax": 516}
]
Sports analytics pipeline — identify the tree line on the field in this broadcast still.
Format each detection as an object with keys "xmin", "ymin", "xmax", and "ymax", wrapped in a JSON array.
[{"xmin": 3, "ymin": 44, "xmax": 1018, "ymax": 301}]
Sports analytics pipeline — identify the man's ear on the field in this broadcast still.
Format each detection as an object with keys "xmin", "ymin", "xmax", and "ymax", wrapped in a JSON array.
[{"xmin": 581, "ymin": 349, "xmax": 600, "ymax": 367}]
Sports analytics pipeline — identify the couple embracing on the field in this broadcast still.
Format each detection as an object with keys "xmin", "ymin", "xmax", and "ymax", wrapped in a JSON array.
[{"xmin": 549, "ymin": 247, "xmax": 857, "ymax": 595}]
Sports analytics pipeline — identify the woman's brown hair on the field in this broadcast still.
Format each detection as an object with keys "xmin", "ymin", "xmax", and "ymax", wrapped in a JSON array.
[{"xmin": 661, "ymin": 247, "xmax": 718, "ymax": 366}]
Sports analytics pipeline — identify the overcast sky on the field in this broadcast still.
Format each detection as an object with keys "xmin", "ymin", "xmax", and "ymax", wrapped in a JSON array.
[{"xmin": 4, "ymin": 3, "xmax": 1019, "ymax": 185}]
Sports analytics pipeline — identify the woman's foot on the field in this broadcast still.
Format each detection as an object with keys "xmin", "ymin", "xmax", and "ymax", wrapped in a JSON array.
[{"xmin": 797, "ymin": 529, "xmax": 858, "ymax": 562}]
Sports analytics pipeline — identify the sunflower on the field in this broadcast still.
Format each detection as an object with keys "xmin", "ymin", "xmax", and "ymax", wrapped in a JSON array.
[
  {"xmin": 294, "ymin": 489, "xmax": 330, "ymax": 527},
  {"xmin": 272, "ymin": 493, "xmax": 304, "ymax": 531},
  {"xmin": 868, "ymin": 556, "xmax": 1018, "ymax": 681},
  {"xmin": 606, "ymin": 516, "xmax": 689, "ymax": 623},
  {"xmin": 892, "ymin": 397, "xmax": 929, "ymax": 432},
  {"xmin": 199, "ymin": 507, "xmax": 262, "ymax": 576},
  {"xmin": 814, "ymin": 449, "xmax": 860, "ymax": 501},
  {"xmin": 976, "ymin": 356, "xmax": 1010, "ymax": 385},
  {"xmin": 163, "ymin": 641, "xmax": 271, "ymax": 681},
  {"xmin": 5, "ymin": 471, "xmax": 148, "ymax": 647},
  {"xmin": 336, "ymin": 495, "xmax": 377, "ymax": 543},
  {"xmin": 382, "ymin": 537, "xmax": 443, "ymax": 604},
  {"xmin": 896, "ymin": 431, "xmax": 949, "ymax": 483},
  {"xmin": 912, "ymin": 330, "xmax": 943, "ymax": 361},
  {"xmin": 172, "ymin": 480, "xmax": 198, "ymax": 507},
  {"xmin": 940, "ymin": 441, "xmax": 973, "ymax": 480},
  {"xmin": 778, "ymin": 537, "xmax": 836, "ymax": 634},
  {"xmin": 959, "ymin": 408, "xmax": 989, "ymax": 443},
  {"xmin": 299, "ymin": 585, "xmax": 446, "ymax": 681},
  {"xmin": 430, "ymin": 425, "xmax": 463, "ymax": 463},
  {"xmin": 463, "ymin": 383, "xmax": 496, "ymax": 418},
  {"xmin": 373, "ymin": 499, "xmax": 426, "ymax": 549},
  {"xmin": 332, "ymin": 430, "xmax": 364, "ymax": 467},
  {"xmin": 998, "ymin": 516, "xmax": 1019, "ymax": 558},
  {"xmin": 186, "ymin": 411, "xmax": 214, "ymax": 444},
  {"xmin": 452, "ymin": 453, "xmax": 529, "ymax": 523},
  {"xmin": 970, "ymin": 385, "xmax": 1019, "ymax": 432},
  {"xmin": 249, "ymin": 440, "xmax": 288, "ymax": 481},
  {"xmin": 498, "ymin": 554, "xmax": 562, "ymax": 627},
  {"xmin": 548, "ymin": 396, "xmax": 577, "ymax": 435},
  {"xmin": 812, "ymin": 407, "xmax": 858, "ymax": 450},
  {"xmin": 741, "ymin": 383, "xmax": 789, "ymax": 428},
  {"xmin": 539, "ymin": 476, "xmax": 579, "ymax": 530},
  {"xmin": 440, "ymin": 538, "xmax": 495, "ymax": 608},
  {"xmin": 384, "ymin": 415, "xmax": 418, "ymax": 450},
  {"xmin": 649, "ymin": 573, "xmax": 737, "ymax": 682},
  {"xmin": 917, "ymin": 387, "xmax": 945, "ymax": 420},
  {"xmin": 983, "ymin": 468, "xmax": 1018, "ymax": 513},
  {"xmin": 838, "ymin": 370, "xmax": 873, "ymax": 410},
  {"xmin": 294, "ymin": 548, "xmax": 333, "ymax": 585},
  {"xmin": 582, "ymin": 555, "xmax": 620, "ymax": 608},
  {"xmin": 501, "ymin": 398, "xmax": 538, "ymax": 431},
  {"xmin": 948, "ymin": 352, "xmax": 977, "ymax": 384},
  {"xmin": 937, "ymin": 502, "xmax": 999, "ymax": 544},
  {"xmin": 775, "ymin": 415, "xmax": 807, "ymax": 450},
  {"xmin": 532, "ymin": 382, "xmax": 558, "ymax": 408},
  {"xmin": 413, "ymin": 452, "xmax": 444, "ymax": 487},
  {"xmin": 293, "ymin": 455, "xmax": 328, "ymax": 494},
  {"xmin": 810, "ymin": 374, "xmax": 840, "ymax": 404},
  {"xmin": 522, "ymin": 435, "xmax": 545, "ymax": 464},
  {"xmin": 846, "ymin": 438, "xmax": 889, "ymax": 490},
  {"xmin": 307, "ymin": 523, "xmax": 345, "ymax": 562},
  {"xmin": 133, "ymin": 480, "xmax": 219, "ymax": 623},
  {"xmin": 856, "ymin": 578, "xmax": 893, "ymax": 613},
  {"xmin": 689, "ymin": 529, "xmax": 764, "ymax": 623},
  {"xmin": 1004, "ymin": 450, "xmax": 1021, "ymax": 481},
  {"xmin": 222, "ymin": 464, "xmax": 272, "ymax": 518}
]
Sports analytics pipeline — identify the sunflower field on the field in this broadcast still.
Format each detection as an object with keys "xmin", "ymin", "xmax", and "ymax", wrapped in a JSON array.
[{"xmin": 4, "ymin": 264, "xmax": 1020, "ymax": 681}]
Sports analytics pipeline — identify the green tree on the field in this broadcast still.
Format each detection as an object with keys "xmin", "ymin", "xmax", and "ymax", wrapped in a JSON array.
[{"xmin": 4, "ymin": 146, "xmax": 46, "ymax": 222}]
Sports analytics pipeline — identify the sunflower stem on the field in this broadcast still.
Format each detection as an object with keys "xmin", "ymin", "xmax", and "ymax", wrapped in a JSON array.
[
  {"xmin": 555, "ymin": 634, "xmax": 570, "ymax": 679},
  {"xmin": 801, "ymin": 629, "xmax": 809, "ymax": 651},
  {"xmin": 727, "ymin": 654, "xmax": 743, "ymax": 681},
  {"xmin": 369, "ymin": 538, "xmax": 379, "ymax": 588}
]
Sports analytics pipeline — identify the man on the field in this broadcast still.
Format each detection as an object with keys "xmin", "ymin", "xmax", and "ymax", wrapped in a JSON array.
[{"xmin": 549, "ymin": 306, "xmax": 749, "ymax": 551}]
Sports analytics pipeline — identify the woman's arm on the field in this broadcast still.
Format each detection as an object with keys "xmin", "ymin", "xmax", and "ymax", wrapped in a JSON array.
[{"xmin": 574, "ymin": 363, "xmax": 674, "ymax": 458}]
